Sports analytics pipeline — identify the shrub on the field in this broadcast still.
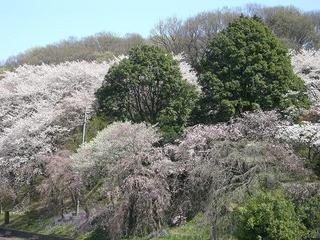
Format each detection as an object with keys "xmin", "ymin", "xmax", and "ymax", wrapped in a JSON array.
[
  {"xmin": 234, "ymin": 190, "xmax": 307, "ymax": 240},
  {"xmin": 195, "ymin": 16, "xmax": 309, "ymax": 123},
  {"xmin": 298, "ymin": 194, "xmax": 320, "ymax": 238}
]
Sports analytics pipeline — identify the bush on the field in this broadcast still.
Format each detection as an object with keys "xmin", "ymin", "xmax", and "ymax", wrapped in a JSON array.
[
  {"xmin": 234, "ymin": 190, "xmax": 307, "ymax": 240},
  {"xmin": 96, "ymin": 45, "xmax": 198, "ymax": 137},
  {"xmin": 298, "ymin": 194, "xmax": 320, "ymax": 238},
  {"xmin": 195, "ymin": 16, "xmax": 309, "ymax": 123}
]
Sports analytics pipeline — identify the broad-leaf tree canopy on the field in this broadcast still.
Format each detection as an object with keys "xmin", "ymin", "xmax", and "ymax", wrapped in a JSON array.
[
  {"xmin": 195, "ymin": 16, "xmax": 309, "ymax": 123},
  {"xmin": 96, "ymin": 45, "xmax": 198, "ymax": 135}
]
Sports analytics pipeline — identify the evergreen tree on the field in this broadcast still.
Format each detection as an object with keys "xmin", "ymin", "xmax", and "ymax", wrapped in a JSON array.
[
  {"xmin": 96, "ymin": 45, "xmax": 198, "ymax": 137},
  {"xmin": 195, "ymin": 16, "xmax": 309, "ymax": 123}
]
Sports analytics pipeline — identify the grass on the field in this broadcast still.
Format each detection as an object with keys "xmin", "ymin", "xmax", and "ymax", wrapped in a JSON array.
[
  {"xmin": 74, "ymin": 214, "xmax": 210, "ymax": 240},
  {"xmin": 124, "ymin": 214, "xmax": 210, "ymax": 240},
  {"xmin": 0, "ymin": 209, "xmax": 210, "ymax": 240},
  {"xmin": 0, "ymin": 209, "xmax": 76, "ymax": 238},
  {"xmin": 0, "ymin": 191, "xmax": 105, "ymax": 240}
]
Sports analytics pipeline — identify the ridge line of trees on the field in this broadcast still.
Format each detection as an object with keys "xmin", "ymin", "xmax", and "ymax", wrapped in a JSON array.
[{"xmin": 1, "ymin": 4, "xmax": 320, "ymax": 70}]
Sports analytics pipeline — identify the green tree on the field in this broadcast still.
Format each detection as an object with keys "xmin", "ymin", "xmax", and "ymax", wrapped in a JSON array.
[
  {"xmin": 195, "ymin": 16, "xmax": 309, "ymax": 123},
  {"xmin": 95, "ymin": 45, "xmax": 198, "ymax": 137},
  {"xmin": 234, "ymin": 190, "xmax": 307, "ymax": 240}
]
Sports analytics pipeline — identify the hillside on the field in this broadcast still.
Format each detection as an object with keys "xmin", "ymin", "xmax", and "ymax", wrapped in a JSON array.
[
  {"xmin": 0, "ymin": 55, "xmax": 197, "ymax": 169},
  {"xmin": 1, "ymin": 11, "xmax": 320, "ymax": 240},
  {"xmin": 0, "ymin": 48, "xmax": 319, "ymax": 239}
]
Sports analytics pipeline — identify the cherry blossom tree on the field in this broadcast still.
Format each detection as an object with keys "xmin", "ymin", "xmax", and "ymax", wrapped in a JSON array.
[
  {"xmin": 71, "ymin": 122, "xmax": 171, "ymax": 238},
  {"xmin": 291, "ymin": 50, "xmax": 320, "ymax": 107},
  {"xmin": 38, "ymin": 150, "xmax": 82, "ymax": 219},
  {"xmin": 0, "ymin": 59, "xmax": 123, "ymax": 216},
  {"xmin": 174, "ymin": 54, "xmax": 199, "ymax": 89},
  {"xmin": 274, "ymin": 50, "xmax": 320, "ymax": 173},
  {"xmin": 0, "ymin": 53, "xmax": 197, "ymax": 172},
  {"xmin": 72, "ymin": 122, "xmax": 161, "ymax": 176},
  {"xmin": 0, "ymin": 51, "xmax": 198, "ymax": 225},
  {"xmin": 163, "ymin": 111, "xmax": 309, "ymax": 240},
  {"xmin": 0, "ymin": 59, "xmax": 123, "ymax": 170},
  {"xmin": 277, "ymin": 123, "xmax": 320, "ymax": 151},
  {"xmin": 0, "ymin": 174, "xmax": 17, "ymax": 224}
]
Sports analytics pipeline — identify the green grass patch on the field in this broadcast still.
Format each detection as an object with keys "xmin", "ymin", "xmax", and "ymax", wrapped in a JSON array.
[
  {"xmin": 40, "ymin": 223, "xmax": 76, "ymax": 236},
  {"xmin": 0, "ymin": 209, "xmax": 76, "ymax": 238},
  {"xmin": 126, "ymin": 214, "xmax": 210, "ymax": 240},
  {"xmin": 1, "ymin": 210, "xmax": 209, "ymax": 240}
]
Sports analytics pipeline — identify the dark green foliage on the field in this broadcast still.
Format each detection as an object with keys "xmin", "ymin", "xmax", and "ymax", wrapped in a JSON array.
[
  {"xmin": 298, "ymin": 194, "xmax": 320, "ymax": 238},
  {"xmin": 195, "ymin": 16, "xmax": 309, "ymax": 123},
  {"xmin": 234, "ymin": 190, "xmax": 307, "ymax": 240},
  {"xmin": 96, "ymin": 45, "xmax": 198, "ymax": 136},
  {"xmin": 82, "ymin": 228, "xmax": 109, "ymax": 240}
]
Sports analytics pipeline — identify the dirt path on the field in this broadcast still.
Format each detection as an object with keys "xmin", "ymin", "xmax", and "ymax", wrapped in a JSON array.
[
  {"xmin": 0, "ymin": 237, "xmax": 26, "ymax": 240},
  {"xmin": 0, "ymin": 227, "xmax": 71, "ymax": 240}
]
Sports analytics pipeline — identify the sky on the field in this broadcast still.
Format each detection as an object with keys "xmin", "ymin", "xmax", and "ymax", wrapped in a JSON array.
[{"xmin": 0, "ymin": 0, "xmax": 320, "ymax": 62}]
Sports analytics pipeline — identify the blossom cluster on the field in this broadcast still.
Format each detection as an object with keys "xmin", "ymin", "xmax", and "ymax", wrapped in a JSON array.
[
  {"xmin": 0, "ymin": 59, "xmax": 122, "ymax": 171},
  {"xmin": 291, "ymin": 50, "xmax": 320, "ymax": 106}
]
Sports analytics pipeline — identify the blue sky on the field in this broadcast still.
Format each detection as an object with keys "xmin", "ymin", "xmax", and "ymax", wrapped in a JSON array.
[{"xmin": 0, "ymin": 0, "xmax": 319, "ymax": 62}]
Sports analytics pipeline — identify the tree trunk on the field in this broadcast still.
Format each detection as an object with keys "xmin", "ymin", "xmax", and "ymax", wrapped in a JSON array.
[
  {"xmin": 61, "ymin": 199, "xmax": 64, "ymax": 220},
  {"xmin": 76, "ymin": 198, "xmax": 80, "ymax": 216},
  {"xmin": 210, "ymin": 223, "xmax": 217, "ymax": 240},
  {"xmin": 29, "ymin": 177, "xmax": 36, "ymax": 200},
  {"xmin": 4, "ymin": 211, "xmax": 10, "ymax": 224},
  {"xmin": 84, "ymin": 204, "xmax": 90, "ymax": 219}
]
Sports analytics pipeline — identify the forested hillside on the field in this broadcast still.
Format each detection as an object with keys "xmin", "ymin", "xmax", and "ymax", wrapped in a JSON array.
[{"xmin": 1, "ymin": 5, "xmax": 320, "ymax": 240}]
